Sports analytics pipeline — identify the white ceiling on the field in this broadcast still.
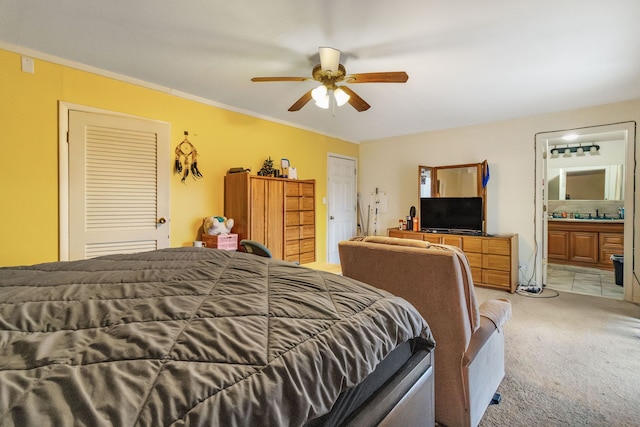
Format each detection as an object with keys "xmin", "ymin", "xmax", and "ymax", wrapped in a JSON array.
[{"xmin": 2, "ymin": 0, "xmax": 639, "ymax": 142}]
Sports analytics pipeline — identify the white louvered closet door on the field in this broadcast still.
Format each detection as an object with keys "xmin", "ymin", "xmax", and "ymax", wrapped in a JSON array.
[{"xmin": 69, "ymin": 111, "xmax": 170, "ymax": 260}]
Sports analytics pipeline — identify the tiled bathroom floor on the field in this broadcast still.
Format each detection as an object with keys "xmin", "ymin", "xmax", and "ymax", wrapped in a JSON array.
[{"xmin": 546, "ymin": 264, "xmax": 623, "ymax": 299}]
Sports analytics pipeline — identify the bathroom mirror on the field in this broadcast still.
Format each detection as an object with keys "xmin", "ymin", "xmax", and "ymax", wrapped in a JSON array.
[
  {"xmin": 546, "ymin": 132, "xmax": 626, "ymax": 201},
  {"xmin": 548, "ymin": 164, "xmax": 625, "ymax": 200}
]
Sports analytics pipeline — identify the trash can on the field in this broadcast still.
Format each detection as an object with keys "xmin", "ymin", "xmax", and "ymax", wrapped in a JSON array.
[{"xmin": 610, "ymin": 254, "xmax": 623, "ymax": 286}]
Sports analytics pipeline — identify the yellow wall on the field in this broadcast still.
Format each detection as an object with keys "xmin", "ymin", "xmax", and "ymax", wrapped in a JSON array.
[{"xmin": 0, "ymin": 49, "xmax": 358, "ymax": 266}]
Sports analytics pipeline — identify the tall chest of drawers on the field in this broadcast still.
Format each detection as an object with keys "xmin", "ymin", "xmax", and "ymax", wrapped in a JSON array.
[{"xmin": 224, "ymin": 172, "xmax": 316, "ymax": 264}]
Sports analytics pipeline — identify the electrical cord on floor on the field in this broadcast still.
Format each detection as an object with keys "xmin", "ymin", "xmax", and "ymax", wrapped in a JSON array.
[{"xmin": 516, "ymin": 284, "xmax": 560, "ymax": 298}]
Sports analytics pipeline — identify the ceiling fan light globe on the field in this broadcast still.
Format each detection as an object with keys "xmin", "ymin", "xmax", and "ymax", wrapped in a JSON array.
[
  {"xmin": 311, "ymin": 85, "xmax": 327, "ymax": 102},
  {"xmin": 334, "ymin": 87, "xmax": 350, "ymax": 107},
  {"xmin": 315, "ymin": 95, "xmax": 330, "ymax": 109}
]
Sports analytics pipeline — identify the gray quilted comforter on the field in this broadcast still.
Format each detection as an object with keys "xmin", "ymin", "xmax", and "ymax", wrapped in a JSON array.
[{"xmin": 0, "ymin": 248, "xmax": 431, "ymax": 426}]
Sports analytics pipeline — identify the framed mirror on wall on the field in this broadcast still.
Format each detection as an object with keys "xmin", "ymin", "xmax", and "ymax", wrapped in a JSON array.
[{"xmin": 418, "ymin": 160, "xmax": 488, "ymax": 231}]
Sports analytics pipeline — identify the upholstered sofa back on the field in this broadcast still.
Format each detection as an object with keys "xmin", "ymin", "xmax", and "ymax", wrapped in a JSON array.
[
  {"xmin": 339, "ymin": 236, "xmax": 511, "ymax": 427},
  {"xmin": 339, "ymin": 236, "xmax": 480, "ymax": 349}
]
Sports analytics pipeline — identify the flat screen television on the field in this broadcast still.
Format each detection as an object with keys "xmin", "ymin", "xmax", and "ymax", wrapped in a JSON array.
[{"xmin": 420, "ymin": 197, "xmax": 483, "ymax": 233}]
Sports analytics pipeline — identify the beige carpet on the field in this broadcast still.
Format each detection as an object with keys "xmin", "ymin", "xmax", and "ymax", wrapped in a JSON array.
[{"xmin": 476, "ymin": 287, "xmax": 640, "ymax": 426}]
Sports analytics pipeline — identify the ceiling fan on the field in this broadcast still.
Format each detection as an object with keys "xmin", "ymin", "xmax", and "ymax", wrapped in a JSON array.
[{"xmin": 251, "ymin": 47, "xmax": 409, "ymax": 112}]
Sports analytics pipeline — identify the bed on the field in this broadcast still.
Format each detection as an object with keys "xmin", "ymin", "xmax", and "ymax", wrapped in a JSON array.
[{"xmin": 0, "ymin": 248, "xmax": 435, "ymax": 426}]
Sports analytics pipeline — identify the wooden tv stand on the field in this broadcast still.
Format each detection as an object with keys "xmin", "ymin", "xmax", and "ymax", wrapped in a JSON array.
[{"xmin": 388, "ymin": 229, "xmax": 519, "ymax": 293}]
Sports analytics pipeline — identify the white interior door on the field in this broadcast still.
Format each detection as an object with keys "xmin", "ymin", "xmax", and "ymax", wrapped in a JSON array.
[
  {"xmin": 68, "ymin": 110, "xmax": 170, "ymax": 260},
  {"xmin": 327, "ymin": 155, "xmax": 357, "ymax": 264}
]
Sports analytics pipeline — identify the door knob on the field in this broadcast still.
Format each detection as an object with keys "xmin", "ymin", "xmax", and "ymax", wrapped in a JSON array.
[
  {"xmin": 330, "ymin": 216, "xmax": 335, "ymax": 220},
  {"xmin": 157, "ymin": 217, "xmax": 167, "ymax": 224}
]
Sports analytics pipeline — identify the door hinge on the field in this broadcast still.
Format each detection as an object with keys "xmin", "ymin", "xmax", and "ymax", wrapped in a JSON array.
[
  {"xmin": 66, "ymin": 131, "xmax": 69, "ymax": 143},
  {"xmin": 354, "ymin": 168, "xmax": 357, "ymax": 175}
]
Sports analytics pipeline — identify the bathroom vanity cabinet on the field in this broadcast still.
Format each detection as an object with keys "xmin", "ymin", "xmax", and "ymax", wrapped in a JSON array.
[{"xmin": 547, "ymin": 219, "xmax": 623, "ymax": 270}]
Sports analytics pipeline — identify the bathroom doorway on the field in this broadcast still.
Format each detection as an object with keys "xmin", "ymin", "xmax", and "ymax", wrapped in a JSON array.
[{"xmin": 534, "ymin": 122, "xmax": 636, "ymax": 302}]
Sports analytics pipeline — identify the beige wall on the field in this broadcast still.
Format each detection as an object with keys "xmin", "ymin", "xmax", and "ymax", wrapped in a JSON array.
[{"xmin": 358, "ymin": 99, "xmax": 640, "ymax": 292}]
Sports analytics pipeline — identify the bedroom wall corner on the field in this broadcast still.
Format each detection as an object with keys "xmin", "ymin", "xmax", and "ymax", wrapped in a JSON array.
[{"xmin": 0, "ymin": 48, "xmax": 358, "ymax": 266}]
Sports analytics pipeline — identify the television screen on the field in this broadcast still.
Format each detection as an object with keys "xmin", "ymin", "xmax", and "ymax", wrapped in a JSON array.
[{"xmin": 420, "ymin": 197, "xmax": 483, "ymax": 233}]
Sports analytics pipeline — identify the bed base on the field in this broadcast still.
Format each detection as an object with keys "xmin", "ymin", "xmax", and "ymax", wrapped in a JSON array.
[{"xmin": 344, "ymin": 349, "xmax": 434, "ymax": 427}]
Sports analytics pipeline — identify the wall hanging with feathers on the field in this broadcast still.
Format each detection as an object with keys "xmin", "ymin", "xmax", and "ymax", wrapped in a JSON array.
[{"xmin": 174, "ymin": 131, "xmax": 203, "ymax": 183}]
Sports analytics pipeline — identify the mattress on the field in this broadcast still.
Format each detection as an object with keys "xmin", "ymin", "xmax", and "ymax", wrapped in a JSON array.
[{"xmin": 0, "ymin": 248, "xmax": 433, "ymax": 426}]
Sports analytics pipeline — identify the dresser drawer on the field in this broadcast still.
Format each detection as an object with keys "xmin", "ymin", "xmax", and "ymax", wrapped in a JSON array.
[
  {"xmin": 285, "ymin": 226, "xmax": 300, "ymax": 241},
  {"xmin": 422, "ymin": 235, "xmax": 441, "ymax": 244},
  {"xmin": 300, "ymin": 183, "xmax": 314, "ymax": 197},
  {"xmin": 441, "ymin": 235, "xmax": 463, "ymax": 248},
  {"xmin": 470, "ymin": 267, "xmax": 482, "ymax": 284},
  {"xmin": 300, "ymin": 225, "xmax": 315, "ymax": 239},
  {"xmin": 299, "ymin": 196, "xmax": 314, "ymax": 211},
  {"xmin": 286, "ymin": 196, "xmax": 299, "ymax": 211},
  {"xmin": 285, "ymin": 240, "xmax": 300, "ymax": 256},
  {"xmin": 482, "ymin": 239, "xmax": 511, "ymax": 256},
  {"xmin": 285, "ymin": 182, "xmax": 300, "ymax": 196},
  {"xmin": 466, "ymin": 252, "xmax": 483, "ymax": 268},
  {"xmin": 463, "ymin": 237, "xmax": 483, "ymax": 253},
  {"xmin": 300, "ymin": 238, "xmax": 315, "ymax": 253},
  {"xmin": 300, "ymin": 252, "xmax": 315, "ymax": 264},
  {"xmin": 300, "ymin": 211, "xmax": 314, "ymax": 225},
  {"xmin": 286, "ymin": 211, "xmax": 300, "ymax": 226},
  {"xmin": 482, "ymin": 254, "xmax": 511, "ymax": 271},
  {"xmin": 389, "ymin": 229, "xmax": 422, "ymax": 240},
  {"xmin": 285, "ymin": 254, "xmax": 300, "ymax": 263},
  {"xmin": 482, "ymin": 269, "xmax": 511, "ymax": 287}
]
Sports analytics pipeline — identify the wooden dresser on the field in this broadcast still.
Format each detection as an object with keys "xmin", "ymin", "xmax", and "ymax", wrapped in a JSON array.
[
  {"xmin": 224, "ymin": 172, "xmax": 316, "ymax": 264},
  {"xmin": 388, "ymin": 229, "xmax": 518, "ymax": 293}
]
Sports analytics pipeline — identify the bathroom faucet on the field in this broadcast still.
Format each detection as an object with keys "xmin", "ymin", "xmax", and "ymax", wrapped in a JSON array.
[{"xmin": 595, "ymin": 209, "xmax": 600, "ymax": 219}]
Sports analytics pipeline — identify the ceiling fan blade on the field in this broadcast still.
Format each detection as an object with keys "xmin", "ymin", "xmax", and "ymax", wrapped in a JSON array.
[
  {"xmin": 346, "ymin": 71, "xmax": 409, "ymax": 83},
  {"xmin": 339, "ymin": 86, "xmax": 371, "ymax": 112},
  {"xmin": 319, "ymin": 47, "xmax": 341, "ymax": 73},
  {"xmin": 251, "ymin": 77, "xmax": 309, "ymax": 82},
  {"xmin": 288, "ymin": 90, "xmax": 313, "ymax": 112}
]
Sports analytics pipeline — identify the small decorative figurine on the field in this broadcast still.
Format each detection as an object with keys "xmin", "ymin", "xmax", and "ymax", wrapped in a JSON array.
[{"xmin": 257, "ymin": 157, "xmax": 275, "ymax": 176}]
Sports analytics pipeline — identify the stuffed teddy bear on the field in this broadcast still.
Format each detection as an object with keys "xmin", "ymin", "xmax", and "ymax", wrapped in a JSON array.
[{"xmin": 203, "ymin": 216, "xmax": 234, "ymax": 235}]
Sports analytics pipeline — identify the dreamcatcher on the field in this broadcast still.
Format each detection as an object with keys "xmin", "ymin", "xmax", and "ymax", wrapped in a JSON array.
[{"xmin": 174, "ymin": 131, "xmax": 203, "ymax": 183}]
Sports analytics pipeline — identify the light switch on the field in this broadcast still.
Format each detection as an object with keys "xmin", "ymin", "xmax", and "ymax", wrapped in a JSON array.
[{"xmin": 21, "ymin": 56, "xmax": 34, "ymax": 74}]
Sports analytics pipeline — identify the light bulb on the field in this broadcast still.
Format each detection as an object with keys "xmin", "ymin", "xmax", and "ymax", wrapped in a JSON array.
[
  {"xmin": 315, "ymin": 94, "xmax": 330, "ymax": 109},
  {"xmin": 311, "ymin": 85, "xmax": 327, "ymax": 102},
  {"xmin": 334, "ymin": 87, "xmax": 350, "ymax": 107}
]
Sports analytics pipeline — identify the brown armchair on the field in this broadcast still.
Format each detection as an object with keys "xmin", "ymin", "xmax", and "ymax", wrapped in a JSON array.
[{"xmin": 339, "ymin": 236, "xmax": 511, "ymax": 427}]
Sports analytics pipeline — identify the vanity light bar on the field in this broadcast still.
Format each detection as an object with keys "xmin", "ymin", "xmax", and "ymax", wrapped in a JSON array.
[{"xmin": 549, "ymin": 143, "xmax": 600, "ymax": 158}]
